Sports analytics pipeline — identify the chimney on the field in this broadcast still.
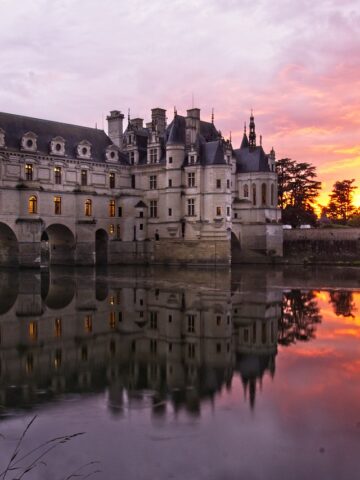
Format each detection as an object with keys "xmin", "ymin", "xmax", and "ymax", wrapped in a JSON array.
[
  {"xmin": 107, "ymin": 110, "xmax": 124, "ymax": 148},
  {"xmin": 185, "ymin": 108, "xmax": 201, "ymax": 147},
  {"xmin": 130, "ymin": 118, "xmax": 144, "ymax": 129},
  {"xmin": 151, "ymin": 108, "xmax": 166, "ymax": 134}
]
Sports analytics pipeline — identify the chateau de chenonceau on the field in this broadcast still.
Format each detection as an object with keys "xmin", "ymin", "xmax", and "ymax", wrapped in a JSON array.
[{"xmin": 0, "ymin": 107, "xmax": 282, "ymax": 267}]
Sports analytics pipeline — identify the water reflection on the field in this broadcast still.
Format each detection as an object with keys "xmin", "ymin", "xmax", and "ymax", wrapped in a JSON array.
[{"xmin": 0, "ymin": 267, "xmax": 331, "ymax": 415}]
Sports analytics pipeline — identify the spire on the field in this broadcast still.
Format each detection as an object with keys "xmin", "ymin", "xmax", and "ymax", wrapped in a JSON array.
[
  {"xmin": 211, "ymin": 108, "xmax": 214, "ymax": 124},
  {"xmin": 244, "ymin": 121, "xmax": 246, "ymax": 134},
  {"xmin": 174, "ymin": 106, "xmax": 177, "ymax": 117},
  {"xmin": 249, "ymin": 110, "xmax": 256, "ymax": 149},
  {"xmin": 128, "ymin": 108, "xmax": 131, "ymax": 124},
  {"xmin": 229, "ymin": 131, "xmax": 232, "ymax": 143}
]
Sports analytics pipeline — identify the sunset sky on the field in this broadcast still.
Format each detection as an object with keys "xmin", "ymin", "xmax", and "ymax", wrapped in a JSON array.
[{"xmin": 1, "ymin": 0, "xmax": 359, "ymax": 206}]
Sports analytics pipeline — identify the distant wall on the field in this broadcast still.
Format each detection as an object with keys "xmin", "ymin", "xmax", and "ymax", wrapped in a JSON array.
[{"xmin": 284, "ymin": 228, "xmax": 360, "ymax": 263}]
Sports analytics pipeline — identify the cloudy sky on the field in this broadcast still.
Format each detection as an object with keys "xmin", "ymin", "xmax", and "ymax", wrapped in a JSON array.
[{"xmin": 1, "ymin": 0, "xmax": 359, "ymax": 205}]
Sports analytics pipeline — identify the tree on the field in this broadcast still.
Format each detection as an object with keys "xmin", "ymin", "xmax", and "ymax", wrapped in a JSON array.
[
  {"xmin": 326, "ymin": 179, "xmax": 357, "ymax": 224},
  {"xmin": 329, "ymin": 291, "xmax": 356, "ymax": 318},
  {"xmin": 276, "ymin": 159, "xmax": 322, "ymax": 227}
]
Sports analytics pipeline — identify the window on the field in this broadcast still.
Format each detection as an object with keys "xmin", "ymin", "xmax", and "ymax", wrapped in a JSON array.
[
  {"xmin": 117, "ymin": 224, "xmax": 121, "ymax": 239},
  {"xmin": 261, "ymin": 183, "xmax": 267, "ymax": 206},
  {"xmin": 217, "ymin": 316, "xmax": 221, "ymax": 326},
  {"xmin": 150, "ymin": 311, "xmax": 158, "ymax": 329},
  {"xmin": 109, "ymin": 172, "xmax": 115, "ymax": 188},
  {"xmin": 139, "ymin": 223, "xmax": 143, "ymax": 230},
  {"xmin": 129, "ymin": 151, "xmax": 135, "ymax": 164},
  {"xmin": 131, "ymin": 175, "xmax": 136, "ymax": 189},
  {"xmin": 227, "ymin": 179, "xmax": 230, "ymax": 189},
  {"xmin": 150, "ymin": 148, "xmax": 158, "ymax": 163},
  {"xmin": 189, "ymin": 155, "xmax": 195, "ymax": 164},
  {"xmin": 244, "ymin": 184, "xmax": 249, "ymax": 198},
  {"xmin": 149, "ymin": 175, "xmax": 157, "ymax": 189},
  {"xmin": 188, "ymin": 343, "xmax": 195, "ymax": 359},
  {"xmin": 168, "ymin": 314, "xmax": 172, "ymax": 323},
  {"xmin": 168, "ymin": 178, "xmax": 172, "ymax": 187},
  {"xmin": 54, "ymin": 318, "xmax": 62, "ymax": 337},
  {"xmin": 85, "ymin": 199, "xmax": 92, "ymax": 216},
  {"xmin": 150, "ymin": 339, "xmax": 157, "ymax": 354},
  {"xmin": 227, "ymin": 206, "xmax": 230, "ymax": 217},
  {"xmin": 227, "ymin": 155, "xmax": 231, "ymax": 163},
  {"xmin": 168, "ymin": 208, "xmax": 172, "ymax": 216},
  {"xmin": 109, "ymin": 200, "xmax": 115, "ymax": 217},
  {"xmin": 168, "ymin": 156, "xmax": 173, "ymax": 164},
  {"xmin": 109, "ymin": 224, "xmax": 115, "ymax": 234},
  {"xmin": 216, "ymin": 206, "xmax": 222, "ymax": 216},
  {"xmin": 216, "ymin": 179, "xmax": 221, "ymax": 189},
  {"xmin": 139, "ymin": 211, "xmax": 144, "ymax": 218},
  {"xmin": 128, "ymin": 134, "xmax": 132, "ymax": 145},
  {"xmin": 262, "ymin": 322, "xmax": 267, "ymax": 344},
  {"xmin": 150, "ymin": 200, "xmax": 158, "ymax": 218},
  {"xmin": 54, "ymin": 166, "xmax": 62, "ymax": 184},
  {"xmin": 187, "ymin": 198, "xmax": 195, "ymax": 216},
  {"xmin": 29, "ymin": 321, "xmax": 37, "ymax": 340},
  {"xmin": 81, "ymin": 169, "xmax": 87, "ymax": 186},
  {"xmin": 28, "ymin": 195, "xmax": 37, "ymax": 214},
  {"xmin": 54, "ymin": 349, "xmax": 62, "ymax": 369},
  {"xmin": 271, "ymin": 184, "xmax": 275, "ymax": 206},
  {"xmin": 216, "ymin": 343, "xmax": 221, "ymax": 354},
  {"xmin": 188, "ymin": 172, "xmax": 195, "ymax": 187},
  {"xmin": 84, "ymin": 315, "xmax": 92, "ymax": 333},
  {"xmin": 118, "ymin": 206, "xmax": 122, "ymax": 217},
  {"xmin": 109, "ymin": 312, "xmax": 116, "ymax": 330},
  {"xmin": 188, "ymin": 314, "xmax": 195, "ymax": 333},
  {"xmin": 252, "ymin": 184, "xmax": 257, "ymax": 206},
  {"xmin": 25, "ymin": 163, "xmax": 33, "ymax": 181},
  {"xmin": 54, "ymin": 196, "xmax": 61, "ymax": 215}
]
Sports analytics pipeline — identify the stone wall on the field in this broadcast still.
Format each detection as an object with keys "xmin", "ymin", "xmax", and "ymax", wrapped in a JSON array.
[{"xmin": 284, "ymin": 228, "xmax": 360, "ymax": 263}]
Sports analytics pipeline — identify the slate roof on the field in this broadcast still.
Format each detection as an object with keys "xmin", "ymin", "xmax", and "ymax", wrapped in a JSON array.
[
  {"xmin": 201, "ymin": 140, "xmax": 227, "ymax": 165},
  {"xmin": 166, "ymin": 115, "xmax": 186, "ymax": 145},
  {"xmin": 240, "ymin": 133, "xmax": 249, "ymax": 149},
  {"xmin": 0, "ymin": 111, "xmax": 129, "ymax": 163},
  {"xmin": 234, "ymin": 145, "xmax": 270, "ymax": 173}
]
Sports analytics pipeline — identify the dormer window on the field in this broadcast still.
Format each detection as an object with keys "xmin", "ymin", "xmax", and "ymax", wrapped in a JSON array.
[
  {"xmin": 0, "ymin": 128, "xmax": 5, "ymax": 148},
  {"xmin": 50, "ymin": 136, "xmax": 65, "ymax": 156},
  {"xmin": 105, "ymin": 146, "xmax": 119, "ymax": 163},
  {"xmin": 77, "ymin": 140, "xmax": 92, "ymax": 159},
  {"xmin": 189, "ymin": 154, "xmax": 197, "ymax": 164},
  {"xmin": 21, "ymin": 132, "xmax": 37, "ymax": 152},
  {"xmin": 149, "ymin": 148, "xmax": 158, "ymax": 164}
]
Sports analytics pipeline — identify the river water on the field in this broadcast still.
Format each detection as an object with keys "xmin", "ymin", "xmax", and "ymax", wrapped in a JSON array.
[{"xmin": 0, "ymin": 266, "xmax": 359, "ymax": 480}]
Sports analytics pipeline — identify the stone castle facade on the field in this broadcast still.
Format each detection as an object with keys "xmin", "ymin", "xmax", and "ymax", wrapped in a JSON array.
[{"xmin": 0, "ymin": 107, "xmax": 282, "ymax": 267}]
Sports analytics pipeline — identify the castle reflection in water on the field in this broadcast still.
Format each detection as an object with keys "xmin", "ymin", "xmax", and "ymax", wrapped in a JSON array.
[{"xmin": 0, "ymin": 267, "xmax": 317, "ymax": 414}]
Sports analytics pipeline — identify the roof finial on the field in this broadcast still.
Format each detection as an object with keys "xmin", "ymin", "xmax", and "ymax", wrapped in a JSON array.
[
  {"xmin": 128, "ymin": 108, "xmax": 130, "ymax": 124},
  {"xmin": 260, "ymin": 134, "xmax": 262, "ymax": 146},
  {"xmin": 174, "ymin": 106, "xmax": 177, "ymax": 117},
  {"xmin": 244, "ymin": 121, "xmax": 246, "ymax": 134},
  {"xmin": 211, "ymin": 108, "xmax": 214, "ymax": 124},
  {"xmin": 229, "ymin": 131, "xmax": 232, "ymax": 143}
]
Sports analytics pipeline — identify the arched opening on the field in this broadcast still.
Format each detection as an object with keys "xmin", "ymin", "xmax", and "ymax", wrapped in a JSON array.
[
  {"xmin": 0, "ymin": 223, "xmax": 19, "ymax": 267},
  {"xmin": 243, "ymin": 184, "xmax": 249, "ymax": 198},
  {"xmin": 252, "ymin": 184, "xmax": 257, "ymax": 206},
  {"xmin": 28, "ymin": 195, "xmax": 37, "ymax": 214},
  {"xmin": 41, "ymin": 224, "xmax": 75, "ymax": 266},
  {"xmin": 96, "ymin": 229, "xmax": 108, "ymax": 265},
  {"xmin": 261, "ymin": 183, "xmax": 267, "ymax": 206},
  {"xmin": 271, "ymin": 184, "xmax": 275, "ymax": 206},
  {"xmin": 231, "ymin": 231, "xmax": 242, "ymax": 264}
]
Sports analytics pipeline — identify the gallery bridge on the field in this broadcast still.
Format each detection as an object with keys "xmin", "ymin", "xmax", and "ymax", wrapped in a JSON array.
[{"xmin": 0, "ymin": 219, "xmax": 109, "ymax": 267}]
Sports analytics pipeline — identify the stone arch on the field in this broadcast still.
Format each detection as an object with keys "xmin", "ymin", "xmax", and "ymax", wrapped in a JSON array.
[
  {"xmin": 96, "ymin": 229, "xmax": 108, "ymax": 265},
  {"xmin": 43, "ymin": 275, "xmax": 75, "ymax": 309},
  {"xmin": 231, "ymin": 231, "xmax": 242, "ymax": 264},
  {"xmin": 42, "ymin": 224, "xmax": 76, "ymax": 265},
  {"xmin": 0, "ymin": 222, "xmax": 19, "ymax": 267}
]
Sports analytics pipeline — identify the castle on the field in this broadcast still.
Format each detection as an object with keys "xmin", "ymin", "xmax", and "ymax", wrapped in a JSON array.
[{"xmin": 0, "ymin": 107, "xmax": 282, "ymax": 267}]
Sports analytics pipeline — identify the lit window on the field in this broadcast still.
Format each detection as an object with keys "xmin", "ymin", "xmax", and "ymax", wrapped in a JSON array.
[
  {"xmin": 84, "ymin": 315, "xmax": 92, "ymax": 333},
  {"xmin": 54, "ymin": 196, "xmax": 61, "ymax": 215},
  {"xmin": 85, "ymin": 199, "xmax": 92, "ymax": 216},
  {"xmin": 25, "ymin": 163, "xmax": 33, "ymax": 181},
  {"xmin": 188, "ymin": 172, "xmax": 195, "ymax": 187},
  {"xmin": 109, "ymin": 311, "xmax": 116, "ymax": 330},
  {"xmin": 54, "ymin": 349, "xmax": 62, "ymax": 369},
  {"xmin": 109, "ymin": 172, "xmax": 115, "ymax": 188},
  {"xmin": 149, "ymin": 175, "xmax": 157, "ymax": 189},
  {"xmin": 109, "ymin": 224, "xmax": 115, "ymax": 234},
  {"xmin": 109, "ymin": 200, "xmax": 115, "ymax": 217},
  {"xmin": 54, "ymin": 318, "xmax": 62, "ymax": 337},
  {"xmin": 29, "ymin": 321, "xmax": 38, "ymax": 340},
  {"xmin": 26, "ymin": 353, "xmax": 34, "ymax": 374},
  {"xmin": 81, "ymin": 169, "xmax": 87, "ymax": 186},
  {"xmin": 150, "ymin": 200, "xmax": 158, "ymax": 218},
  {"xmin": 28, "ymin": 195, "xmax": 37, "ymax": 214},
  {"xmin": 54, "ymin": 166, "xmax": 62, "ymax": 184},
  {"xmin": 216, "ymin": 206, "xmax": 222, "ymax": 216},
  {"xmin": 187, "ymin": 198, "xmax": 195, "ymax": 216}
]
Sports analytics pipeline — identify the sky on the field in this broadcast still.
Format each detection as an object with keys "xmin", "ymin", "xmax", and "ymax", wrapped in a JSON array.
[{"xmin": 0, "ymin": 0, "xmax": 359, "ymax": 206}]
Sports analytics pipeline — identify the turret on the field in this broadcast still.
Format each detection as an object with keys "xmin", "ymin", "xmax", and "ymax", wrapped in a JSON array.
[{"xmin": 249, "ymin": 111, "xmax": 256, "ymax": 149}]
